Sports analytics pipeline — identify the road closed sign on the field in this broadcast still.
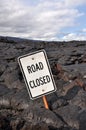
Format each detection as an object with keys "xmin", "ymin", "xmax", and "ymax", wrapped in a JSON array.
[{"xmin": 18, "ymin": 50, "xmax": 56, "ymax": 100}]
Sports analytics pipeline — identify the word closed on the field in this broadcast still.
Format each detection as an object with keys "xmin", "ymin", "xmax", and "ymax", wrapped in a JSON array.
[{"xmin": 18, "ymin": 50, "xmax": 56, "ymax": 100}]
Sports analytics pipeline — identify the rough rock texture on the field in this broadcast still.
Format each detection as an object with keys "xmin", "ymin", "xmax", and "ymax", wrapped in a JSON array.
[{"xmin": 0, "ymin": 36, "xmax": 86, "ymax": 130}]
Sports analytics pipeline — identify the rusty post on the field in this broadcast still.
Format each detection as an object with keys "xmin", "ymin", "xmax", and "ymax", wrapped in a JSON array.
[{"xmin": 43, "ymin": 96, "xmax": 49, "ymax": 109}]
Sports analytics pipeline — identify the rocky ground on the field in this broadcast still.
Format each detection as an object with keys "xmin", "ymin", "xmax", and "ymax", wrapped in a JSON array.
[{"xmin": 0, "ymin": 36, "xmax": 86, "ymax": 130}]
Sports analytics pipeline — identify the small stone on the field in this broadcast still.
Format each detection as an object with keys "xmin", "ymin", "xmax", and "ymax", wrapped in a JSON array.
[{"xmin": 83, "ymin": 75, "xmax": 86, "ymax": 79}]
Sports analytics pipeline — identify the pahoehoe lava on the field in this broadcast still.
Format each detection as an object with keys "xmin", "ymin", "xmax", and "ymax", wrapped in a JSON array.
[{"xmin": 0, "ymin": 36, "xmax": 86, "ymax": 130}]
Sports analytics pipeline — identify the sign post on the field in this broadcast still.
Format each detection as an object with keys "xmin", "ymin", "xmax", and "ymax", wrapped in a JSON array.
[
  {"xmin": 43, "ymin": 96, "xmax": 49, "ymax": 109},
  {"xmin": 18, "ymin": 50, "xmax": 56, "ymax": 109}
]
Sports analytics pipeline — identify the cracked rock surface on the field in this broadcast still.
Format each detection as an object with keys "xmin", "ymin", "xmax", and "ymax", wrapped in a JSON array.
[{"xmin": 0, "ymin": 36, "xmax": 86, "ymax": 130}]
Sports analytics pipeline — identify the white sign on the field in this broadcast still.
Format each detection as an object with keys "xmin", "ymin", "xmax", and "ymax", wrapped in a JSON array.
[{"xmin": 18, "ymin": 50, "xmax": 56, "ymax": 100}]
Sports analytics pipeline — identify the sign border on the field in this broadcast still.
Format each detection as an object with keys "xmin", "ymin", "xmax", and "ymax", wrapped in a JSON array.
[{"xmin": 18, "ymin": 49, "xmax": 57, "ymax": 100}]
